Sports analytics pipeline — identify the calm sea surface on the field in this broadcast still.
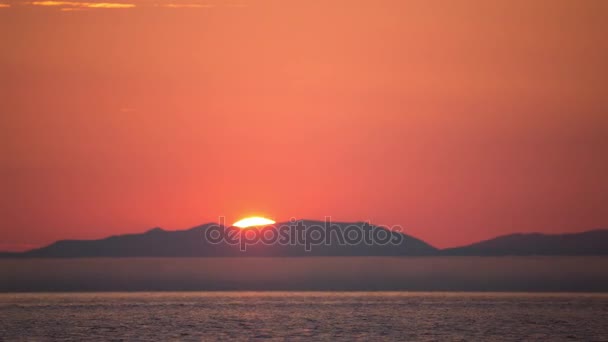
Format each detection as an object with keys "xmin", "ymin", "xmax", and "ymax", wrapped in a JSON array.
[{"xmin": 1, "ymin": 292, "xmax": 607, "ymax": 341}]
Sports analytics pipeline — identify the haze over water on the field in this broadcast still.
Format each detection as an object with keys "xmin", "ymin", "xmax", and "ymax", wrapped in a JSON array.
[{"xmin": 3, "ymin": 257, "xmax": 608, "ymax": 292}]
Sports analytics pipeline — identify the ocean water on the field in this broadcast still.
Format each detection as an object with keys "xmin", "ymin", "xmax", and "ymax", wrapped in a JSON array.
[{"xmin": 1, "ymin": 292, "xmax": 607, "ymax": 341}]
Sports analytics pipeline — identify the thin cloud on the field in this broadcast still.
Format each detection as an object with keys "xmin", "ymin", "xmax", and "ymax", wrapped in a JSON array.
[
  {"xmin": 23, "ymin": 1, "xmax": 243, "ymax": 10},
  {"xmin": 31, "ymin": 1, "xmax": 135, "ymax": 9},
  {"xmin": 160, "ymin": 3, "xmax": 214, "ymax": 8},
  {"xmin": 83, "ymin": 2, "xmax": 134, "ymax": 8},
  {"xmin": 0, "ymin": 3, "xmax": 11, "ymax": 7},
  {"xmin": 119, "ymin": 107, "xmax": 136, "ymax": 113}
]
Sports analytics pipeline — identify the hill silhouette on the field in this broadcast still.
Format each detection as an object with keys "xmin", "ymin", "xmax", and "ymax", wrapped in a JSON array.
[
  {"xmin": 2, "ymin": 222, "xmax": 607, "ymax": 257},
  {"xmin": 14, "ymin": 220, "xmax": 437, "ymax": 258},
  {"xmin": 442, "ymin": 229, "xmax": 608, "ymax": 256}
]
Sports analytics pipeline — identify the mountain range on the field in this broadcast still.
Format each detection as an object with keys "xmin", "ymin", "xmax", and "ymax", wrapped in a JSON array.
[
  {"xmin": 442, "ymin": 229, "xmax": 608, "ymax": 256},
  {"xmin": 2, "ymin": 220, "xmax": 607, "ymax": 257}
]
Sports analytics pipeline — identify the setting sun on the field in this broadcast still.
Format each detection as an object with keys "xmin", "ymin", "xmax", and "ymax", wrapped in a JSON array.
[{"xmin": 232, "ymin": 217, "xmax": 276, "ymax": 228}]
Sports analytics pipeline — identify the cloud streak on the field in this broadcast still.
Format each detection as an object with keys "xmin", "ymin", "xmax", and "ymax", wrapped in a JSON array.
[
  {"xmin": 31, "ymin": 1, "xmax": 135, "ymax": 9},
  {"xmin": 3, "ymin": 1, "xmax": 236, "ymax": 10},
  {"xmin": 160, "ymin": 3, "xmax": 214, "ymax": 8}
]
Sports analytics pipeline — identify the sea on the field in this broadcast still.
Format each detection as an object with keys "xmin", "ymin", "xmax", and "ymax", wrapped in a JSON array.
[{"xmin": 1, "ymin": 292, "xmax": 608, "ymax": 341}]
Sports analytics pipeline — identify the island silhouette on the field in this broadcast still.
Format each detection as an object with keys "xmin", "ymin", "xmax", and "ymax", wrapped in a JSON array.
[{"xmin": 1, "ymin": 220, "xmax": 607, "ymax": 258}]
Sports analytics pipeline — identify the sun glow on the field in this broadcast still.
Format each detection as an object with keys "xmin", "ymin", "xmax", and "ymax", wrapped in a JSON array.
[{"xmin": 233, "ymin": 216, "xmax": 276, "ymax": 228}]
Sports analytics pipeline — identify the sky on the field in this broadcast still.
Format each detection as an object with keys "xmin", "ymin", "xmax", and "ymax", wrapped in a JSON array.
[{"xmin": 1, "ymin": 0, "xmax": 607, "ymax": 251}]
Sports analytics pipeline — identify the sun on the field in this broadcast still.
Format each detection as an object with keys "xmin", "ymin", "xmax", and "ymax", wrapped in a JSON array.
[{"xmin": 233, "ymin": 216, "xmax": 276, "ymax": 228}]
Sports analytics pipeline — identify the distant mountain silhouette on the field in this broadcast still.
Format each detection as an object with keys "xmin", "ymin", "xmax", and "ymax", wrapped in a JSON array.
[
  {"xmin": 10, "ymin": 220, "xmax": 438, "ymax": 258},
  {"xmin": 442, "ymin": 229, "xmax": 608, "ymax": 256},
  {"xmin": 3, "ymin": 224, "xmax": 607, "ymax": 258}
]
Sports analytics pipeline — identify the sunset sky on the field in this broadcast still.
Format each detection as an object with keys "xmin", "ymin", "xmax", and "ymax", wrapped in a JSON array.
[{"xmin": 1, "ymin": 0, "xmax": 607, "ymax": 251}]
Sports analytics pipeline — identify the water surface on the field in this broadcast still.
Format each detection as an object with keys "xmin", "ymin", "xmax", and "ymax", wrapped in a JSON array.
[{"xmin": 1, "ymin": 292, "xmax": 608, "ymax": 341}]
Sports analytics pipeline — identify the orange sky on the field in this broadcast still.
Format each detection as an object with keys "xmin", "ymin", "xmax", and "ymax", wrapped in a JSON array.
[{"xmin": 1, "ymin": 0, "xmax": 607, "ymax": 251}]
